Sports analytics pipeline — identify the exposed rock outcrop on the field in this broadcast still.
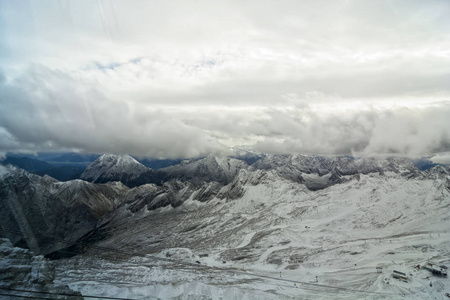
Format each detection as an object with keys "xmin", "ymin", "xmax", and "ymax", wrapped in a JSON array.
[
  {"xmin": 0, "ymin": 165, "xmax": 128, "ymax": 255},
  {"xmin": 0, "ymin": 238, "xmax": 83, "ymax": 299}
]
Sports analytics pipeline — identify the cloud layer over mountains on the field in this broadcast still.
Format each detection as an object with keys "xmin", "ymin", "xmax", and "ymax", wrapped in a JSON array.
[{"xmin": 0, "ymin": 1, "xmax": 449, "ymax": 159}]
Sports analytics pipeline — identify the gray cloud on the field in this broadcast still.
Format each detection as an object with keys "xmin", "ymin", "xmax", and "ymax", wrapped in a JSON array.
[
  {"xmin": 1, "ymin": 65, "xmax": 449, "ymax": 159},
  {"xmin": 0, "ymin": 67, "xmax": 227, "ymax": 158},
  {"xmin": 183, "ymin": 103, "xmax": 450, "ymax": 157},
  {"xmin": 0, "ymin": 1, "xmax": 449, "ymax": 159}
]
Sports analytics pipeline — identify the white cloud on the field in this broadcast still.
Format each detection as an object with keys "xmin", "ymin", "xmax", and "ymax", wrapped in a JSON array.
[
  {"xmin": 0, "ymin": 0, "xmax": 449, "ymax": 158},
  {"xmin": 0, "ymin": 66, "xmax": 227, "ymax": 158},
  {"xmin": 431, "ymin": 153, "xmax": 450, "ymax": 164}
]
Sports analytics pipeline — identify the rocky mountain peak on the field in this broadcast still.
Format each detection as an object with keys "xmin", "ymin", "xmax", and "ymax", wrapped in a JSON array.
[
  {"xmin": 80, "ymin": 154, "xmax": 149, "ymax": 185},
  {"xmin": 160, "ymin": 154, "xmax": 247, "ymax": 184}
]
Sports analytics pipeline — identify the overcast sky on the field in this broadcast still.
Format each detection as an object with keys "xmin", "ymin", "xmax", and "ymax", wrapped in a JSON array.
[{"xmin": 1, "ymin": 0, "xmax": 449, "ymax": 161}]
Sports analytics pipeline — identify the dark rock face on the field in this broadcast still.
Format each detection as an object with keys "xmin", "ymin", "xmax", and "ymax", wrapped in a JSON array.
[
  {"xmin": 0, "ymin": 238, "xmax": 83, "ymax": 299},
  {"xmin": 0, "ymin": 167, "xmax": 97, "ymax": 255},
  {"xmin": 126, "ymin": 184, "xmax": 160, "ymax": 213},
  {"xmin": 193, "ymin": 182, "xmax": 223, "ymax": 202},
  {"xmin": 158, "ymin": 155, "xmax": 248, "ymax": 185},
  {"xmin": 0, "ymin": 165, "xmax": 128, "ymax": 256},
  {"xmin": 217, "ymin": 172, "xmax": 246, "ymax": 200},
  {"xmin": 145, "ymin": 181, "xmax": 195, "ymax": 210}
]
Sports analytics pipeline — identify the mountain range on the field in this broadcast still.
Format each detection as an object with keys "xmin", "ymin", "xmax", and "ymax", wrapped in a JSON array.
[{"xmin": 1, "ymin": 152, "xmax": 449, "ymax": 299}]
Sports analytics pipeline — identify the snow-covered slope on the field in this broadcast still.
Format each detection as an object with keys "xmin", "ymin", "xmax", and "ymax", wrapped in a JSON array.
[
  {"xmin": 52, "ymin": 168, "xmax": 450, "ymax": 300},
  {"xmin": 2, "ymin": 155, "xmax": 450, "ymax": 299},
  {"xmin": 80, "ymin": 154, "xmax": 149, "ymax": 186}
]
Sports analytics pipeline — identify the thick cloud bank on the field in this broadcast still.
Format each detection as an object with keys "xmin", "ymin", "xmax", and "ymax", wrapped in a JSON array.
[
  {"xmin": 0, "ymin": 67, "xmax": 226, "ymax": 158},
  {"xmin": 183, "ymin": 101, "xmax": 450, "ymax": 158},
  {"xmin": 0, "ymin": 1, "xmax": 449, "ymax": 159},
  {"xmin": 1, "ymin": 67, "xmax": 449, "ymax": 159}
]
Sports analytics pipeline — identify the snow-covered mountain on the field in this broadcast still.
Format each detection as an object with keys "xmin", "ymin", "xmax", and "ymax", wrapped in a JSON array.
[
  {"xmin": 231, "ymin": 146, "xmax": 263, "ymax": 165},
  {"xmin": 252, "ymin": 154, "xmax": 421, "ymax": 190},
  {"xmin": 78, "ymin": 153, "xmax": 424, "ymax": 191},
  {"xmin": 80, "ymin": 154, "xmax": 149, "ymax": 186},
  {"xmin": 252, "ymin": 154, "xmax": 419, "ymax": 177},
  {"xmin": 159, "ymin": 154, "xmax": 248, "ymax": 184},
  {"xmin": 55, "ymin": 165, "xmax": 450, "ymax": 300},
  {"xmin": 1, "ymin": 154, "xmax": 450, "ymax": 299}
]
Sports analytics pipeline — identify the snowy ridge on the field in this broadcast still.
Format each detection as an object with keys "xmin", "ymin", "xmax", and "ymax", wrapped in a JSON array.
[
  {"xmin": 0, "ymin": 164, "xmax": 10, "ymax": 179},
  {"xmin": 53, "ymin": 179, "xmax": 129, "ymax": 217},
  {"xmin": 1, "ymin": 154, "xmax": 450, "ymax": 299},
  {"xmin": 78, "ymin": 153, "xmax": 432, "ymax": 190},
  {"xmin": 252, "ymin": 154, "xmax": 418, "ymax": 176},
  {"xmin": 231, "ymin": 146, "xmax": 263, "ymax": 165},
  {"xmin": 251, "ymin": 154, "xmax": 422, "ymax": 190},
  {"xmin": 80, "ymin": 154, "xmax": 149, "ymax": 185},
  {"xmin": 160, "ymin": 154, "xmax": 248, "ymax": 184}
]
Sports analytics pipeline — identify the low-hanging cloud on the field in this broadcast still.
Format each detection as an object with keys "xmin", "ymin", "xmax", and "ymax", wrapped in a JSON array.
[
  {"xmin": 183, "ymin": 102, "xmax": 450, "ymax": 158},
  {"xmin": 1, "ymin": 65, "xmax": 450, "ymax": 160},
  {"xmin": 0, "ymin": 67, "xmax": 227, "ymax": 158}
]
